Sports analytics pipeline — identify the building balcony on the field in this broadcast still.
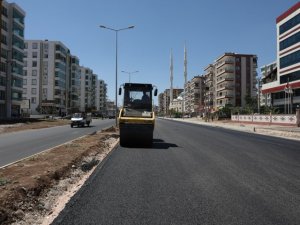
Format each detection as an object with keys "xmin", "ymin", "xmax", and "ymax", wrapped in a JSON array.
[
  {"xmin": 216, "ymin": 69, "xmax": 234, "ymax": 76},
  {"xmin": 13, "ymin": 18, "xmax": 24, "ymax": 27},
  {"xmin": 217, "ymin": 76, "xmax": 234, "ymax": 84},
  {"xmin": 216, "ymin": 85, "xmax": 234, "ymax": 92},
  {"xmin": 216, "ymin": 60, "xmax": 234, "ymax": 69},
  {"xmin": 216, "ymin": 94, "xmax": 234, "ymax": 100}
]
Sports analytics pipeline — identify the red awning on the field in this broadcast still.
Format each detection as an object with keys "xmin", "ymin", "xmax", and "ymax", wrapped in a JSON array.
[{"xmin": 262, "ymin": 81, "xmax": 300, "ymax": 94}]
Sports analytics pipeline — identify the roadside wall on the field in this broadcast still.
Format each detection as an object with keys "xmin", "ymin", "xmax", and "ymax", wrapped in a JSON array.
[{"xmin": 231, "ymin": 113, "xmax": 298, "ymax": 126}]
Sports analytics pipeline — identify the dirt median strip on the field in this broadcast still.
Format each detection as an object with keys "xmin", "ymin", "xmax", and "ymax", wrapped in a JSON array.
[{"xmin": 0, "ymin": 126, "xmax": 119, "ymax": 225}]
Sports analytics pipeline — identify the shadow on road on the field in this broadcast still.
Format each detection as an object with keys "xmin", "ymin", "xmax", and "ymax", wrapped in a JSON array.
[
  {"xmin": 121, "ymin": 138, "xmax": 178, "ymax": 149},
  {"xmin": 70, "ymin": 125, "xmax": 95, "ymax": 128},
  {"xmin": 152, "ymin": 139, "xmax": 178, "ymax": 149}
]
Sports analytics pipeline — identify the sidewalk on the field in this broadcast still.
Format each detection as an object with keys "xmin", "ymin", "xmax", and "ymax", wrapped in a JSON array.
[{"xmin": 164, "ymin": 117, "xmax": 300, "ymax": 141}]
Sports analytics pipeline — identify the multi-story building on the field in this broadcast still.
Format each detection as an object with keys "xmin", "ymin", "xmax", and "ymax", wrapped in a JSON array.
[
  {"xmin": 23, "ymin": 40, "xmax": 70, "ymax": 115},
  {"xmin": 184, "ymin": 81, "xmax": 191, "ymax": 113},
  {"xmin": 80, "ymin": 66, "xmax": 94, "ymax": 112},
  {"xmin": 69, "ymin": 55, "xmax": 81, "ymax": 113},
  {"xmin": 184, "ymin": 76, "xmax": 205, "ymax": 116},
  {"xmin": 204, "ymin": 64, "xmax": 216, "ymax": 114},
  {"xmin": 96, "ymin": 79, "xmax": 107, "ymax": 115},
  {"xmin": 0, "ymin": 0, "xmax": 25, "ymax": 118},
  {"xmin": 158, "ymin": 92, "xmax": 164, "ymax": 115},
  {"xmin": 204, "ymin": 53, "xmax": 258, "ymax": 111},
  {"xmin": 215, "ymin": 53, "xmax": 257, "ymax": 108},
  {"xmin": 91, "ymin": 73, "xmax": 97, "ymax": 111},
  {"xmin": 262, "ymin": 2, "xmax": 300, "ymax": 113}
]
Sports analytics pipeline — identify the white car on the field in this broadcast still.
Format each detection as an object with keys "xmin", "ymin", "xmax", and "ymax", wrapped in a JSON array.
[{"xmin": 70, "ymin": 113, "xmax": 92, "ymax": 128}]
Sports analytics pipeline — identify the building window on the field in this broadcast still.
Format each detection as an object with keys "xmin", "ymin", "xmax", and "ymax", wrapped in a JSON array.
[
  {"xmin": 24, "ymin": 42, "xmax": 28, "ymax": 49},
  {"xmin": 31, "ymin": 88, "xmax": 37, "ymax": 94},
  {"xmin": 32, "ymin": 42, "xmax": 38, "ymax": 49},
  {"xmin": 280, "ymin": 50, "xmax": 300, "ymax": 69},
  {"xmin": 24, "ymin": 60, "xmax": 27, "ymax": 67},
  {"xmin": 32, "ymin": 70, "xmax": 37, "ymax": 76},
  {"xmin": 31, "ymin": 97, "xmax": 36, "ymax": 104},
  {"xmin": 0, "ymin": 91, "xmax": 5, "ymax": 100},
  {"xmin": 279, "ymin": 31, "xmax": 300, "ymax": 51},
  {"xmin": 280, "ymin": 70, "xmax": 300, "ymax": 84},
  {"xmin": 43, "ymin": 75, "xmax": 48, "ymax": 85},
  {"xmin": 32, "ymin": 52, "xmax": 37, "ymax": 58},
  {"xmin": 23, "ymin": 79, "xmax": 27, "ymax": 85},
  {"xmin": 279, "ymin": 13, "xmax": 300, "ymax": 35},
  {"xmin": 32, "ymin": 79, "xmax": 37, "ymax": 85},
  {"xmin": 1, "ymin": 34, "xmax": 7, "ymax": 45},
  {"xmin": 32, "ymin": 61, "xmax": 37, "ymax": 67},
  {"xmin": 23, "ymin": 88, "xmax": 27, "ymax": 95}
]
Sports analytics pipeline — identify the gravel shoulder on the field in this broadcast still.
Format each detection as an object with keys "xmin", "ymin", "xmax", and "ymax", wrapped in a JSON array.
[{"xmin": 0, "ymin": 122, "xmax": 119, "ymax": 225}]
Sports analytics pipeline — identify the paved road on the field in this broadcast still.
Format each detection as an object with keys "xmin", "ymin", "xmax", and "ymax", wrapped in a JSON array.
[
  {"xmin": 53, "ymin": 118, "xmax": 300, "ymax": 225},
  {"xmin": 0, "ymin": 119, "xmax": 114, "ymax": 167}
]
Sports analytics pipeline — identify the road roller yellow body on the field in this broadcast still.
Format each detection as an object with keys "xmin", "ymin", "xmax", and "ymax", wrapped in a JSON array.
[{"xmin": 118, "ymin": 83, "xmax": 157, "ymax": 147}]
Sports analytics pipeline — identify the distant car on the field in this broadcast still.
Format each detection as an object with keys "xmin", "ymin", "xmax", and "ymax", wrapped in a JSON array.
[{"xmin": 70, "ymin": 113, "xmax": 92, "ymax": 127}]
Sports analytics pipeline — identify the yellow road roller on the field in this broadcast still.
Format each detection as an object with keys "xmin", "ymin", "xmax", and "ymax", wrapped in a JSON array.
[{"xmin": 118, "ymin": 83, "xmax": 157, "ymax": 147}]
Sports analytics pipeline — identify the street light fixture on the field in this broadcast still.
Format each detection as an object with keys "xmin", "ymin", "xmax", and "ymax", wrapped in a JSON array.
[
  {"xmin": 121, "ymin": 70, "xmax": 139, "ymax": 83},
  {"xmin": 99, "ymin": 25, "xmax": 135, "ymax": 127}
]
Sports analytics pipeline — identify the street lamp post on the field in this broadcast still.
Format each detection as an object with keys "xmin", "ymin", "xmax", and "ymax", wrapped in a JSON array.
[
  {"xmin": 121, "ymin": 70, "xmax": 139, "ymax": 83},
  {"xmin": 257, "ymin": 77, "xmax": 261, "ymax": 114},
  {"xmin": 99, "ymin": 25, "xmax": 134, "ymax": 127}
]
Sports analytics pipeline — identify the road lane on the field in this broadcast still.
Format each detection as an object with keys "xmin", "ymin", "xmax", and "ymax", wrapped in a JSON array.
[
  {"xmin": 0, "ymin": 119, "xmax": 114, "ymax": 167},
  {"xmin": 52, "ymin": 118, "xmax": 299, "ymax": 225}
]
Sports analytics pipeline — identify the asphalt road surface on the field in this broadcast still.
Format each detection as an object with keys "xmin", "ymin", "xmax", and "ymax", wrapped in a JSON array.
[
  {"xmin": 0, "ymin": 119, "xmax": 114, "ymax": 167},
  {"xmin": 54, "ymin": 118, "xmax": 300, "ymax": 225}
]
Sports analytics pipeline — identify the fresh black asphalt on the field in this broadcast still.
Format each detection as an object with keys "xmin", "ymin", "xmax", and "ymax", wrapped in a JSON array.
[{"xmin": 53, "ymin": 118, "xmax": 300, "ymax": 225}]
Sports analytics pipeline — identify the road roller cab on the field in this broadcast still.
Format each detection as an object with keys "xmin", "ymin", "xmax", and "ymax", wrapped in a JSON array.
[{"xmin": 118, "ymin": 83, "xmax": 157, "ymax": 147}]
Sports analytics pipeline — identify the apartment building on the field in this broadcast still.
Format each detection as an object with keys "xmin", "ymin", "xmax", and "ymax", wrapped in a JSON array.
[
  {"xmin": 0, "ymin": 0, "xmax": 25, "ymax": 118},
  {"xmin": 23, "ymin": 40, "xmax": 70, "ymax": 115},
  {"xmin": 158, "ymin": 92, "xmax": 164, "ymax": 115},
  {"xmin": 262, "ymin": 2, "xmax": 300, "ymax": 113},
  {"xmin": 204, "ymin": 53, "xmax": 258, "ymax": 111},
  {"xmin": 204, "ymin": 64, "xmax": 216, "ymax": 114},
  {"xmin": 80, "ymin": 66, "xmax": 93, "ymax": 112},
  {"xmin": 69, "ymin": 55, "xmax": 81, "ymax": 113},
  {"xmin": 96, "ymin": 79, "xmax": 107, "ymax": 115},
  {"xmin": 184, "ymin": 76, "xmax": 205, "ymax": 116}
]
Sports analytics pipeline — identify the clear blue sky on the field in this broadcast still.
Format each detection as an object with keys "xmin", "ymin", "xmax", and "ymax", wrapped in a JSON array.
[{"xmin": 10, "ymin": 0, "xmax": 298, "ymax": 103}]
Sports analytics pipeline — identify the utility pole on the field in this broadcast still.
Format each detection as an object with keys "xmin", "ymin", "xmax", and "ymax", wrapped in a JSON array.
[{"xmin": 257, "ymin": 77, "xmax": 261, "ymax": 114}]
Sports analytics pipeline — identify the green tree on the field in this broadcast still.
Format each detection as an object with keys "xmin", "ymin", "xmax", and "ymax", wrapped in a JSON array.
[{"xmin": 241, "ymin": 94, "xmax": 257, "ymax": 114}]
